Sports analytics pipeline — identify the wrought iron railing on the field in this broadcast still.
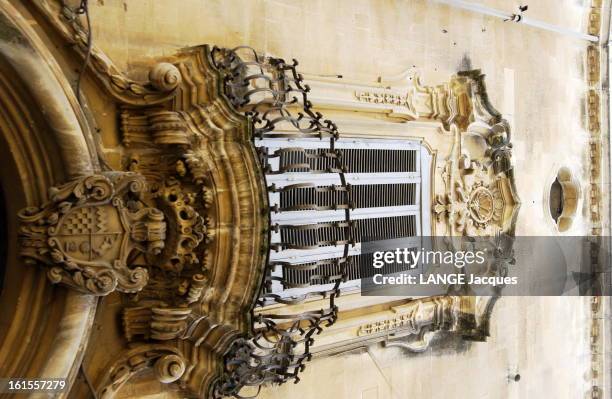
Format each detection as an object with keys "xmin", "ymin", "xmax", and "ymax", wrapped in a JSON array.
[{"xmin": 210, "ymin": 46, "xmax": 354, "ymax": 397}]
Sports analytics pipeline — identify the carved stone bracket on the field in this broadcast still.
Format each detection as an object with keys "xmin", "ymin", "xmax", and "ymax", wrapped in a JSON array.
[
  {"xmin": 354, "ymin": 296, "xmax": 498, "ymax": 353},
  {"xmin": 304, "ymin": 295, "xmax": 499, "ymax": 358}
]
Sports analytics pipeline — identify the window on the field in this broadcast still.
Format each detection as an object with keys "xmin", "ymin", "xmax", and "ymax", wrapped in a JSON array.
[{"xmin": 259, "ymin": 137, "xmax": 432, "ymax": 298}]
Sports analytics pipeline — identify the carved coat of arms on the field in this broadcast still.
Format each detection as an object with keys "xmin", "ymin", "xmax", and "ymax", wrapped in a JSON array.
[{"xmin": 18, "ymin": 173, "xmax": 166, "ymax": 295}]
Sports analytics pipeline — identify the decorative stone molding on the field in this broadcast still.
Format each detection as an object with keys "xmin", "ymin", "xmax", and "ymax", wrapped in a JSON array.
[
  {"xmin": 355, "ymin": 90, "xmax": 408, "ymax": 106},
  {"xmin": 584, "ymin": 3, "xmax": 607, "ymax": 397},
  {"xmin": 357, "ymin": 297, "xmax": 460, "ymax": 339},
  {"xmin": 587, "ymin": 46, "xmax": 600, "ymax": 87},
  {"xmin": 31, "ymin": 0, "xmax": 182, "ymax": 106},
  {"xmin": 301, "ymin": 73, "xmax": 454, "ymax": 126},
  {"xmin": 587, "ymin": 86, "xmax": 603, "ymax": 235},
  {"xmin": 353, "ymin": 77, "xmax": 452, "ymax": 123},
  {"xmin": 15, "ymin": 34, "xmax": 267, "ymax": 397},
  {"xmin": 433, "ymin": 71, "xmax": 519, "ymax": 237},
  {"xmin": 588, "ymin": 0, "xmax": 603, "ymax": 36}
]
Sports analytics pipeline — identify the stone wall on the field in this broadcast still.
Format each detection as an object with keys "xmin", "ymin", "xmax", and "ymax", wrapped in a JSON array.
[{"xmin": 67, "ymin": 1, "xmax": 608, "ymax": 398}]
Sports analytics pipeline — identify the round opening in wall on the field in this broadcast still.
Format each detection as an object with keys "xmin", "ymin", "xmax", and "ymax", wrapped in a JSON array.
[
  {"xmin": 549, "ymin": 178, "xmax": 563, "ymax": 223},
  {"xmin": 548, "ymin": 168, "xmax": 578, "ymax": 232}
]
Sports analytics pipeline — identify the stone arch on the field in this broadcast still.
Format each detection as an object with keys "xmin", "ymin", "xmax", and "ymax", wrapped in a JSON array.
[{"xmin": 0, "ymin": 1, "xmax": 98, "ymax": 388}]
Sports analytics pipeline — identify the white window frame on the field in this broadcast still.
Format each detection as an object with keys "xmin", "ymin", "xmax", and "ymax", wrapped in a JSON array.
[{"xmin": 258, "ymin": 137, "xmax": 432, "ymax": 298}]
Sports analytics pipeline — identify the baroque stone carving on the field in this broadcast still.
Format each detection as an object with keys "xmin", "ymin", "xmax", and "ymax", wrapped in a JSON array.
[
  {"xmin": 369, "ymin": 296, "xmax": 494, "ymax": 353},
  {"xmin": 15, "ymin": 3, "xmax": 527, "ymax": 396},
  {"xmin": 434, "ymin": 159, "xmax": 506, "ymax": 235},
  {"xmin": 18, "ymin": 172, "xmax": 165, "ymax": 295},
  {"xmin": 433, "ymin": 71, "xmax": 519, "ymax": 237},
  {"xmin": 91, "ymin": 44, "xmax": 266, "ymax": 398},
  {"xmin": 354, "ymin": 75, "xmax": 452, "ymax": 124},
  {"xmin": 14, "ymin": 14, "xmax": 267, "ymax": 391},
  {"xmin": 31, "ymin": 1, "xmax": 182, "ymax": 106}
]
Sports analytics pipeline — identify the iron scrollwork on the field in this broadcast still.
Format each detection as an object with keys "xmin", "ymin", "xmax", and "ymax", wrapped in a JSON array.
[{"xmin": 210, "ymin": 46, "xmax": 354, "ymax": 397}]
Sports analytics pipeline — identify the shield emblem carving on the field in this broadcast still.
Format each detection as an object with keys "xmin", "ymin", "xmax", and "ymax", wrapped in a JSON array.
[
  {"xmin": 18, "ymin": 173, "xmax": 167, "ymax": 295},
  {"xmin": 55, "ymin": 205, "xmax": 124, "ymax": 265}
]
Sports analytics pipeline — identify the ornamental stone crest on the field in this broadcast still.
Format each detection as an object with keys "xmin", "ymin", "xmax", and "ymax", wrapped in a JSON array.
[
  {"xmin": 433, "ymin": 71, "xmax": 519, "ymax": 237},
  {"xmin": 18, "ymin": 172, "xmax": 166, "ymax": 295},
  {"xmin": 434, "ymin": 161, "xmax": 508, "ymax": 235},
  {"xmin": 468, "ymin": 182, "xmax": 500, "ymax": 226}
]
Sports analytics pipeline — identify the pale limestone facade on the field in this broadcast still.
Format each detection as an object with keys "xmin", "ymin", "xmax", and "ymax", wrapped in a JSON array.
[
  {"xmin": 86, "ymin": 0, "xmax": 599, "ymax": 235},
  {"xmin": 89, "ymin": 2, "xmax": 603, "ymax": 397},
  {"xmin": 0, "ymin": 1, "xmax": 609, "ymax": 399},
  {"xmin": 90, "ymin": 1, "xmax": 608, "ymax": 398}
]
